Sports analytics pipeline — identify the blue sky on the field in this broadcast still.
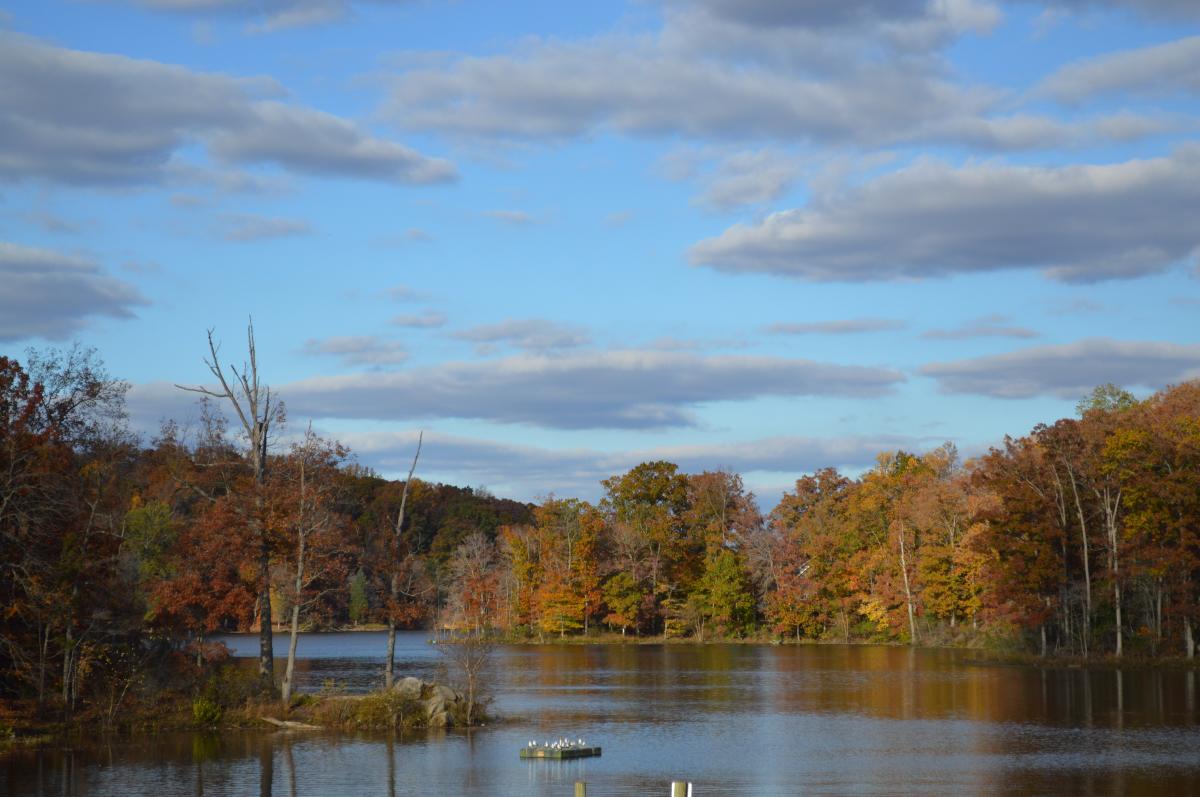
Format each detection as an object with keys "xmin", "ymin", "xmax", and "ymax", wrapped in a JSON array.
[{"xmin": 2, "ymin": 0, "xmax": 1199, "ymax": 506}]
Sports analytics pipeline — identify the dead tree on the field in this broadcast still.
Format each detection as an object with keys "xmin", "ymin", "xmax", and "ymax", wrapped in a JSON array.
[
  {"xmin": 177, "ymin": 320, "xmax": 281, "ymax": 687},
  {"xmin": 385, "ymin": 431, "xmax": 422, "ymax": 689}
]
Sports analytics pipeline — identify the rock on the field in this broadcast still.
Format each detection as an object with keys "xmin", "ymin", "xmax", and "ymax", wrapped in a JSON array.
[
  {"xmin": 431, "ymin": 684, "xmax": 457, "ymax": 704},
  {"xmin": 424, "ymin": 693, "xmax": 446, "ymax": 717},
  {"xmin": 428, "ymin": 709, "xmax": 449, "ymax": 728},
  {"xmin": 393, "ymin": 677, "xmax": 423, "ymax": 698}
]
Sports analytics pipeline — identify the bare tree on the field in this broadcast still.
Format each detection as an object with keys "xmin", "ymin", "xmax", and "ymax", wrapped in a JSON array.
[
  {"xmin": 436, "ymin": 629, "xmax": 495, "ymax": 727},
  {"xmin": 280, "ymin": 425, "xmax": 345, "ymax": 706},
  {"xmin": 384, "ymin": 432, "xmax": 423, "ymax": 689},
  {"xmin": 177, "ymin": 320, "xmax": 282, "ymax": 687}
]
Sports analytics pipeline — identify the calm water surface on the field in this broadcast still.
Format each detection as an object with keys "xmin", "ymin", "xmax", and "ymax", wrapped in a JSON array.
[{"xmin": 4, "ymin": 632, "xmax": 1200, "ymax": 796}]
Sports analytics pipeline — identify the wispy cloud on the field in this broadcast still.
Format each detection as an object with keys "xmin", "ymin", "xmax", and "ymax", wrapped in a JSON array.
[
  {"xmin": 921, "ymin": 314, "xmax": 1039, "ymax": 340},
  {"xmin": 766, "ymin": 318, "xmax": 906, "ymax": 335},
  {"xmin": 1038, "ymin": 34, "xmax": 1200, "ymax": 103},
  {"xmin": 390, "ymin": 311, "xmax": 447, "ymax": 328},
  {"xmin": 483, "ymin": 209, "xmax": 537, "ymax": 225},
  {"xmin": 220, "ymin": 214, "xmax": 311, "ymax": 242},
  {"xmin": 921, "ymin": 338, "xmax": 1200, "ymax": 398},
  {"xmin": 453, "ymin": 319, "xmax": 591, "ymax": 353},
  {"xmin": 302, "ymin": 335, "xmax": 409, "ymax": 366}
]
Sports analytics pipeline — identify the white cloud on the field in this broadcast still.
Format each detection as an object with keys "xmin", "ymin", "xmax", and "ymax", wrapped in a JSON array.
[
  {"xmin": 694, "ymin": 149, "xmax": 802, "ymax": 211},
  {"xmin": 921, "ymin": 338, "xmax": 1200, "ymax": 398},
  {"xmin": 0, "ymin": 33, "xmax": 454, "ymax": 186},
  {"xmin": 1017, "ymin": 0, "xmax": 1200, "ymax": 22},
  {"xmin": 690, "ymin": 146, "xmax": 1200, "ymax": 284},
  {"xmin": 209, "ymin": 102, "xmax": 456, "ymax": 183},
  {"xmin": 0, "ymin": 241, "xmax": 147, "ymax": 341},
  {"xmin": 338, "ymin": 429, "xmax": 930, "ymax": 500},
  {"xmin": 378, "ymin": 0, "xmax": 1112, "ymax": 155},
  {"xmin": 1038, "ymin": 35, "xmax": 1200, "ymax": 103},
  {"xmin": 278, "ymin": 350, "xmax": 905, "ymax": 429}
]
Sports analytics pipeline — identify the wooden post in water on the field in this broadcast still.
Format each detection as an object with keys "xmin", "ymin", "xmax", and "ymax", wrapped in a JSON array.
[
  {"xmin": 574, "ymin": 782, "xmax": 587, "ymax": 797},
  {"xmin": 671, "ymin": 782, "xmax": 692, "ymax": 797}
]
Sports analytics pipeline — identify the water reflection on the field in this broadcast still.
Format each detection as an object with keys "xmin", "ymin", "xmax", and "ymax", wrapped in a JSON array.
[{"xmin": 4, "ymin": 635, "xmax": 1199, "ymax": 796}]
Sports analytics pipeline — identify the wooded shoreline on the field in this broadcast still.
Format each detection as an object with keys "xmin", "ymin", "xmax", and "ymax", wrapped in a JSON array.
[{"xmin": 3, "ymin": 344, "xmax": 1198, "ymax": 749}]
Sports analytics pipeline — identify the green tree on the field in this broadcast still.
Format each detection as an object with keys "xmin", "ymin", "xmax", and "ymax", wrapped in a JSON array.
[
  {"xmin": 602, "ymin": 572, "xmax": 643, "ymax": 636},
  {"xmin": 696, "ymin": 549, "xmax": 756, "ymax": 637}
]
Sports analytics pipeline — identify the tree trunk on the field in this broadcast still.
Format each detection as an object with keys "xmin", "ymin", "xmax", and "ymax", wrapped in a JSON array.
[
  {"xmin": 1114, "ymin": 581, "xmax": 1123, "ymax": 658},
  {"xmin": 1185, "ymin": 616, "xmax": 1194, "ymax": 659},
  {"xmin": 385, "ymin": 433, "xmax": 422, "ymax": 689},
  {"xmin": 1101, "ymin": 486, "xmax": 1123, "ymax": 659},
  {"xmin": 282, "ymin": 449, "xmax": 310, "ymax": 708},
  {"xmin": 385, "ymin": 620, "xmax": 397, "ymax": 689},
  {"xmin": 37, "ymin": 623, "xmax": 49, "ymax": 709},
  {"xmin": 281, "ymin": 602, "xmax": 301, "ymax": 706},
  {"xmin": 1066, "ymin": 468, "xmax": 1092, "ymax": 627},
  {"xmin": 61, "ymin": 625, "xmax": 74, "ymax": 716},
  {"xmin": 1155, "ymin": 582, "xmax": 1163, "ymax": 641},
  {"xmin": 259, "ymin": 538, "xmax": 274, "ymax": 684},
  {"xmin": 897, "ymin": 522, "xmax": 918, "ymax": 645}
]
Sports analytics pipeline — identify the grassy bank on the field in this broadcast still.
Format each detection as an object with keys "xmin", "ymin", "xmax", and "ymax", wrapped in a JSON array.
[{"xmin": 0, "ymin": 667, "xmax": 486, "ymax": 755}]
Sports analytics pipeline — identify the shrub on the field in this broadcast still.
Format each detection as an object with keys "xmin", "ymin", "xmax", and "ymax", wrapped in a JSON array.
[
  {"xmin": 192, "ymin": 697, "xmax": 222, "ymax": 726},
  {"xmin": 202, "ymin": 664, "xmax": 263, "ymax": 708},
  {"xmin": 349, "ymin": 690, "xmax": 423, "ymax": 730}
]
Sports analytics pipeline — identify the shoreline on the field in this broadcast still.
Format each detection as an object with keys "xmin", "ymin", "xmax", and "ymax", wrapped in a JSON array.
[{"xmin": 230, "ymin": 627, "xmax": 1200, "ymax": 669}]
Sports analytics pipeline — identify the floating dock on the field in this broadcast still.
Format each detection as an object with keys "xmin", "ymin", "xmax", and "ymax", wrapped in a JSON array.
[{"xmin": 520, "ymin": 746, "xmax": 602, "ymax": 760}]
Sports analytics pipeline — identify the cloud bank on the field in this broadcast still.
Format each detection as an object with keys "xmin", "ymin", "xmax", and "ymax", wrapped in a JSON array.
[
  {"xmin": 0, "ymin": 33, "xmax": 455, "ymax": 187},
  {"xmin": 690, "ymin": 147, "xmax": 1200, "ymax": 284},
  {"xmin": 921, "ymin": 338, "xmax": 1200, "ymax": 398},
  {"xmin": 0, "ymin": 242, "xmax": 147, "ymax": 341}
]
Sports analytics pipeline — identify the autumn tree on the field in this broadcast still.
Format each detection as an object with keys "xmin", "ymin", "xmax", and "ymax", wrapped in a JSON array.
[
  {"xmin": 277, "ymin": 426, "xmax": 350, "ymax": 705},
  {"xmin": 178, "ymin": 322, "xmax": 283, "ymax": 687},
  {"xmin": 767, "ymin": 468, "xmax": 856, "ymax": 640},
  {"xmin": 602, "ymin": 462, "xmax": 690, "ymax": 630},
  {"xmin": 445, "ymin": 532, "xmax": 500, "ymax": 633}
]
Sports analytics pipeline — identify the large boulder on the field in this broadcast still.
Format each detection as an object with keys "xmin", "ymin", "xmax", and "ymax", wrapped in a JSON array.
[
  {"xmin": 431, "ymin": 684, "xmax": 458, "ymax": 704},
  {"xmin": 424, "ymin": 693, "xmax": 448, "ymax": 726},
  {"xmin": 393, "ymin": 677, "xmax": 423, "ymax": 699},
  {"xmin": 418, "ymin": 682, "xmax": 468, "ymax": 727}
]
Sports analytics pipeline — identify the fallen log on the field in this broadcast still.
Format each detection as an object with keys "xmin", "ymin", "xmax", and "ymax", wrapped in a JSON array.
[{"xmin": 261, "ymin": 717, "xmax": 322, "ymax": 731}]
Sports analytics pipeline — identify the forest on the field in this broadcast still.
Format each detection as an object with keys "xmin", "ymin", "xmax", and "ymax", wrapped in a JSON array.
[{"xmin": 2, "ymin": 343, "xmax": 1198, "ymax": 727}]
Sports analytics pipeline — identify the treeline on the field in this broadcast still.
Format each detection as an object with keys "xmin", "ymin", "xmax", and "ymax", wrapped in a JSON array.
[
  {"xmin": 0, "ymin": 346, "xmax": 533, "ymax": 717},
  {"xmin": 438, "ymin": 380, "xmax": 1199, "ymax": 662},
  {"xmin": 2, "ymin": 345, "xmax": 1198, "ymax": 724}
]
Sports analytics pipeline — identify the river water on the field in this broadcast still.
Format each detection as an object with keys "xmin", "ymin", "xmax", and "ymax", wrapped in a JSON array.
[{"xmin": 4, "ymin": 632, "xmax": 1200, "ymax": 796}]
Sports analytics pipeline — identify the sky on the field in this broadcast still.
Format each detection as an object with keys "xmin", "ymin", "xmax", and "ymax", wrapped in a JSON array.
[{"xmin": 2, "ymin": 0, "xmax": 1199, "ymax": 507}]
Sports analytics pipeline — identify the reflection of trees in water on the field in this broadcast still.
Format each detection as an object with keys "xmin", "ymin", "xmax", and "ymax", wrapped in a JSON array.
[{"xmin": 3, "ymin": 654, "xmax": 1200, "ymax": 795}]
